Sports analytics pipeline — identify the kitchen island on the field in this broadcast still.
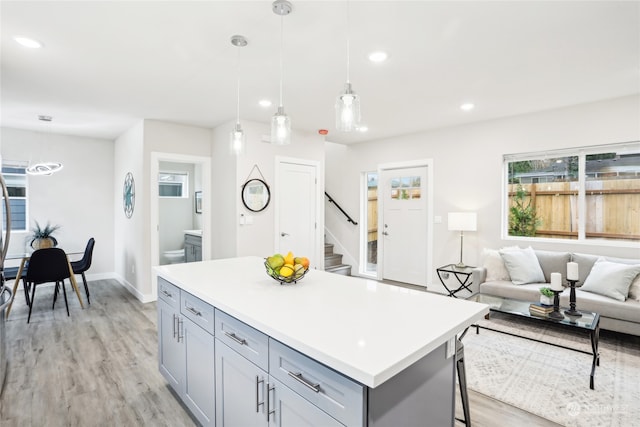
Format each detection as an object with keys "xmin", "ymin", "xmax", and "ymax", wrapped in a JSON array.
[{"xmin": 155, "ymin": 256, "xmax": 489, "ymax": 426}]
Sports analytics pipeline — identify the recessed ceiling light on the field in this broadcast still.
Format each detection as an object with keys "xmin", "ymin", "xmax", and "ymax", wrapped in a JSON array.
[
  {"xmin": 258, "ymin": 99, "xmax": 272, "ymax": 108},
  {"xmin": 357, "ymin": 126, "xmax": 368, "ymax": 132},
  {"xmin": 14, "ymin": 36, "xmax": 42, "ymax": 48},
  {"xmin": 368, "ymin": 51, "xmax": 388, "ymax": 63},
  {"xmin": 460, "ymin": 103, "xmax": 475, "ymax": 111}
]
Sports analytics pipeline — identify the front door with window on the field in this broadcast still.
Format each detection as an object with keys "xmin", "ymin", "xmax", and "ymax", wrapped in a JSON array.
[{"xmin": 380, "ymin": 166, "xmax": 428, "ymax": 286}]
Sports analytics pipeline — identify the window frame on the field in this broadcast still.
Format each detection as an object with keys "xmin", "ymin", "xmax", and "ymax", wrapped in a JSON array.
[
  {"xmin": 502, "ymin": 141, "xmax": 640, "ymax": 247},
  {"xmin": 1, "ymin": 162, "xmax": 29, "ymax": 232},
  {"xmin": 158, "ymin": 170, "xmax": 189, "ymax": 198}
]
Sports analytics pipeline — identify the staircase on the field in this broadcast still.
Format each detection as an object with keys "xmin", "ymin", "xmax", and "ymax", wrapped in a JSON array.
[{"xmin": 324, "ymin": 243, "xmax": 352, "ymax": 276}]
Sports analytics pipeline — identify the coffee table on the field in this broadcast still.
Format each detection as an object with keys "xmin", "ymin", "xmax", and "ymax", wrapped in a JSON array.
[{"xmin": 472, "ymin": 294, "xmax": 600, "ymax": 389}]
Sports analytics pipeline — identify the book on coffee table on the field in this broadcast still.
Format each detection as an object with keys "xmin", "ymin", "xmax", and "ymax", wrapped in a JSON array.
[{"xmin": 529, "ymin": 303, "xmax": 554, "ymax": 316}]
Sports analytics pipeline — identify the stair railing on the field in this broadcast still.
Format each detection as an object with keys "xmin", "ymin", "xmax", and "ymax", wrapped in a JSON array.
[{"xmin": 325, "ymin": 192, "xmax": 358, "ymax": 225}]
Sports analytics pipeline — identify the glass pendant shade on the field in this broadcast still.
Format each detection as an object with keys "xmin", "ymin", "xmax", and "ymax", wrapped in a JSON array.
[
  {"xmin": 230, "ymin": 123, "xmax": 246, "ymax": 155},
  {"xmin": 335, "ymin": 82, "xmax": 361, "ymax": 132},
  {"xmin": 271, "ymin": 106, "xmax": 291, "ymax": 145}
]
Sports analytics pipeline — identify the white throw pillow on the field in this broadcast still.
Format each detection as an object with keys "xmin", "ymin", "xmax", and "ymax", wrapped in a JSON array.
[
  {"xmin": 499, "ymin": 246, "xmax": 545, "ymax": 285},
  {"xmin": 629, "ymin": 275, "xmax": 640, "ymax": 302},
  {"xmin": 581, "ymin": 259, "xmax": 640, "ymax": 302},
  {"xmin": 482, "ymin": 248, "xmax": 511, "ymax": 281}
]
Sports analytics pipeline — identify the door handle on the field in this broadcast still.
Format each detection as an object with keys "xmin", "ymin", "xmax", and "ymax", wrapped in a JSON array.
[
  {"xmin": 281, "ymin": 232, "xmax": 289, "ymax": 237},
  {"xmin": 382, "ymin": 231, "xmax": 388, "ymax": 236}
]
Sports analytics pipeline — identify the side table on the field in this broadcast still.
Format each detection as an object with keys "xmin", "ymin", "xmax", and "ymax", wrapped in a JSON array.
[{"xmin": 436, "ymin": 264, "xmax": 475, "ymax": 298}]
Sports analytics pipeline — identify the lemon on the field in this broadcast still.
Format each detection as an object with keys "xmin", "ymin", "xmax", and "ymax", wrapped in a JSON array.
[{"xmin": 280, "ymin": 264, "xmax": 294, "ymax": 278}]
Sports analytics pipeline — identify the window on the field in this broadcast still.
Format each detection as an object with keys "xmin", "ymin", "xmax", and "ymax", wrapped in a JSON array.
[
  {"xmin": 1, "ymin": 163, "xmax": 28, "ymax": 231},
  {"xmin": 504, "ymin": 142, "xmax": 640, "ymax": 242},
  {"xmin": 159, "ymin": 172, "xmax": 188, "ymax": 198}
]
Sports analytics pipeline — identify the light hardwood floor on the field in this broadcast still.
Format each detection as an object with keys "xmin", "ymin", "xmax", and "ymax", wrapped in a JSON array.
[{"xmin": 1, "ymin": 279, "xmax": 563, "ymax": 426}]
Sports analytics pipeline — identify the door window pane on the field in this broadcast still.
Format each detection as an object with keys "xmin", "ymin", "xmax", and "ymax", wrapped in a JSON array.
[{"xmin": 365, "ymin": 172, "xmax": 378, "ymax": 275}]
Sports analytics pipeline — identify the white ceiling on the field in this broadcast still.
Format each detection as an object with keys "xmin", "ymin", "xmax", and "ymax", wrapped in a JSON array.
[{"xmin": 1, "ymin": 1, "xmax": 639, "ymax": 145}]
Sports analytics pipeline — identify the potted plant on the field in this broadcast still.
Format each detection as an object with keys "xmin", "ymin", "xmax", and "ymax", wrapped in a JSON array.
[
  {"xmin": 30, "ymin": 221, "xmax": 60, "ymax": 249},
  {"xmin": 539, "ymin": 287, "xmax": 554, "ymax": 306}
]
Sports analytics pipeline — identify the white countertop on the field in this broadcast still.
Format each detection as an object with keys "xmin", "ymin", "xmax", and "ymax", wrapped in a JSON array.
[{"xmin": 155, "ymin": 256, "xmax": 489, "ymax": 388}]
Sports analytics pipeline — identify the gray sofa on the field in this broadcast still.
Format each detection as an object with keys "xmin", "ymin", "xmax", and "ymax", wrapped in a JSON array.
[{"xmin": 473, "ymin": 249, "xmax": 640, "ymax": 336}]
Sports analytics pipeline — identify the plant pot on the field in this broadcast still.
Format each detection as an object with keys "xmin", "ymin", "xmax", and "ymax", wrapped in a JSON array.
[
  {"xmin": 540, "ymin": 295, "xmax": 554, "ymax": 306},
  {"xmin": 31, "ymin": 237, "xmax": 57, "ymax": 250}
]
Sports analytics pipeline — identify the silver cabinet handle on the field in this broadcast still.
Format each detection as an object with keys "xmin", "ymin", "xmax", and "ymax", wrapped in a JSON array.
[
  {"xmin": 266, "ymin": 383, "xmax": 275, "ymax": 421},
  {"xmin": 162, "ymin": 289, "xmax": 172, "ymax": 298},
  {"xmin": 224, "ymin": 331, "xmax": 247, "ymax": 346},
  {"xmin": 185, "ymin": 305, "xmax": 202, "ymax": 317},
  {"xmin": 177, "ymin": 318, "xmax": 184, "ymax": 342},
  {"xmin": 256, "ymin": 376, "xmax": 265, "ymax": 413},
  {"xmin": 287, "ymin": 371, "xmax": 321, "ymax": 393}
]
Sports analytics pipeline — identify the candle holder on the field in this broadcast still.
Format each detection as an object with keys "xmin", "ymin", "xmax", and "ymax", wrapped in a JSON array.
[
  {"xmin": 564, "ymin": 279, "xmax": 582, "ymax": 317},
  {"xmin": 548, "ymin": 290, "xmax": 564, "ymax": 320}
]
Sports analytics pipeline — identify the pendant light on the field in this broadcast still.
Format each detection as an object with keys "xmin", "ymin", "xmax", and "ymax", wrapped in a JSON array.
[
  {"xmin": 335, "ymin": 0, "xmax": 361, "ymax": 132},
  {"xmin": 26, "ymin": 115, "xmax": 63, "ymax": 176},
  {"xmin": 230, "ymin": 35, "xmax": 248, "ymax": 155},
  {"xmin": 271, "ymin": 0, "xmax": 292, "ymax": 145}
]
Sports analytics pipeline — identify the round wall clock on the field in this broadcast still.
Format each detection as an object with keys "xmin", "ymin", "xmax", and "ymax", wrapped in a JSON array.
[{"xmin": 123, "ymin": 172, "xmax": 135, "ymax": 218}]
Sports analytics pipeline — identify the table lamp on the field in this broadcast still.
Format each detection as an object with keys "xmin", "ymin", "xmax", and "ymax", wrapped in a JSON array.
[{"xmin": 448, "ymin": 212, "xmax": 477, "ymax": 268}]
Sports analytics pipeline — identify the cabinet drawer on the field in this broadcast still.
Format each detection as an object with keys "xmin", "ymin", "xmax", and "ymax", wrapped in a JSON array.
[
  {"xmin": 215, "ymin": 309, "xmax": 268, "ymax": 371},
  {"xmin": 269, "ymin": 339, "xmax": 364, "ymax": 427},
  {"xmin": 181, "ymin": 291, "xmax": 215, "ymax": 335},
  {"xmin": 185, "ymin": 234, "xmax": 201, "ymax": 246},
  {"xmin": 158, "ymin": 277, "xmax": 180, "ymax": 309}
]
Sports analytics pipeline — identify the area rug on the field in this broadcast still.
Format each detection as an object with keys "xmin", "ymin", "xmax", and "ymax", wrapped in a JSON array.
[{"xmin": 461, "ymin": 314, "xmax": 640, "ymax": 427}]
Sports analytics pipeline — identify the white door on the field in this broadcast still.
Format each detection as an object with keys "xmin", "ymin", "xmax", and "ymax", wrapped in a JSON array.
[
  {"xmin": 276, "ymin": 160, "xmax": 317, "ymax": 265},
  {"xmin": 380, "ymin": 166, "xmax": 428, "ymax": 286}
]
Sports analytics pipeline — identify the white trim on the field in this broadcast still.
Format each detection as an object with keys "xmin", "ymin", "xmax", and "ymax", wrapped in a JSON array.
[
  {"xmin": 150, "ymin": 152, "xmax": 212, "ymax": 301},
  {"xmin": 376, "ymin": 159, "xmax": 434, "ymax": 286}
]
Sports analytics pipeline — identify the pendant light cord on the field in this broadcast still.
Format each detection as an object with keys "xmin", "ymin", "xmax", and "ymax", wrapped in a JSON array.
[
  {"xmin": 279, "ymin": 14, "xmax": 284, "ymax": 108},
  {"xmin": 236, "ymin": 45, "xmax": 241, "ymax": 125},
  {"xmin": 346, "ymin": 0, "xmax": 351, "ymax": 84}
]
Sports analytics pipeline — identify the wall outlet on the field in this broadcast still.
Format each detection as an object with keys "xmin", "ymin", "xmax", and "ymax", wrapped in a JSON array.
[{"xmin": 131, "ymin": 264, "xmax": 135, "ymax": 274}]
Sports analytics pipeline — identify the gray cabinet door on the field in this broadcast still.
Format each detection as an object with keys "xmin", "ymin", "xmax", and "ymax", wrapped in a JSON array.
[
  {"xmin": 158, "ymin": 298, "xmax": 183, "ymax": 392},
  {"xmin": 183, "ymin": 318, "xmax": 215, "ymax": 426},
  {"xmin": 215, "ymin": 339, "xmax": 268, "ymax": 427},
  {"xmin": 268, "ymin": 378, "xmax": 343, "ymax": 427}
]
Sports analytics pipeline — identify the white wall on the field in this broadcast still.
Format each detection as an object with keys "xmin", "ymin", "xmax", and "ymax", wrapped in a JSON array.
[
  {"xmin": 325, "ymin": 95, "xmax": 640, "ymax": 293},
  {"xmin": 1, "ymin": 127, "xmax": 115, "ymax": 276},
  {"xmin": 211, "ymin": 119, "xmax": 325, "ymax": 260}
]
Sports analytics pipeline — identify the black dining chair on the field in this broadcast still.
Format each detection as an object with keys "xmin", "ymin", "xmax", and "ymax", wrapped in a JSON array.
[
  {"xmin": 25, "ymin": 248, "xmax": 73, "ymax": 323},
  {"xmin": 3, "ymin": 265, "xmax": 30, "ymax": 306},
  {"xmin": 71, "ymin": 238, "xmax": 95, "ymax": 304}
]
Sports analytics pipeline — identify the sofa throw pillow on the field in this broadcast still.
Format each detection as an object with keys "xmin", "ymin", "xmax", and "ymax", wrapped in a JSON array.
[
  {"xmin": 629, "ymin": 275, "xmax": 640, "ymax": 302},
  {"xmin": 482, "ymin": 248, "xmax": 511, "ymax": 281},
  {"xmin": 535, "ymin": 250, "xmax": 571, "ymax": 283},
  {"xmin": 581, "ymin": 259, "xmax": 640, "ymax": 302},
  {"xmin": 499, "ymin": 246, "xmax": 546, "ymax": 285}
]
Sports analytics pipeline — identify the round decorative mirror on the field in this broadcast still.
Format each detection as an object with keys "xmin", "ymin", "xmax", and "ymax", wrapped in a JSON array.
[{"xmin": 241, "ymin": 179, "xmax": 270, "ymax": 212}]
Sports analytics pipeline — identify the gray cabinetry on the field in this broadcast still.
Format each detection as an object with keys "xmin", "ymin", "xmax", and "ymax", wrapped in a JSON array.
[
  {"xmin": 215, "ymin": 339, "xmax": 268, "ymax": 426},
  {"xmin": 184, "ymin": 234, "xmax": 202, "ymax": 263},
  {"xmin": 267, "ymin": 377, "xmax": 343, "ymax": 427},
  {"xmin": 157, "ymin": 277, "xmax": 215, "ymax": 426}
]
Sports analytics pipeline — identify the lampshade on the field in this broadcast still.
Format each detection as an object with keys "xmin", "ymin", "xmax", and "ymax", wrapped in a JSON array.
[
  {"xmin": 448, "ymin": 212, "xmax": 477, "ymax": 232},
  {"xmin": 230, "ymin": 123, "xmax": 246, "ymax": 156},
  {"xmin": 335, "ymin": 82, "xmax": 361, "ymax": 132},
  {"xmin": 271, "ymin": 106, "xmax": 291, "ymax": 145}
]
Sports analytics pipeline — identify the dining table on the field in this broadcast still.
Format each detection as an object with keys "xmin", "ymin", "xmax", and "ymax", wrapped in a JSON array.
[{"xmin": 4, "ymin": 249, "xmax": 85, "ymax": 319}]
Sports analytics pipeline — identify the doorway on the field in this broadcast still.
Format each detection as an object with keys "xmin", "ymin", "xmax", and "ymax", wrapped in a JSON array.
[
  {"xmin": 150, "ymin": 153, "xmax": 212, "ymax": 293},
  {"xmin": 377, "ymin": 160, "xmax": 433, "ymax": 286},
  {"xmin": 274, "ymin": 157, "xmax": 323, "ymax": 269}
]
